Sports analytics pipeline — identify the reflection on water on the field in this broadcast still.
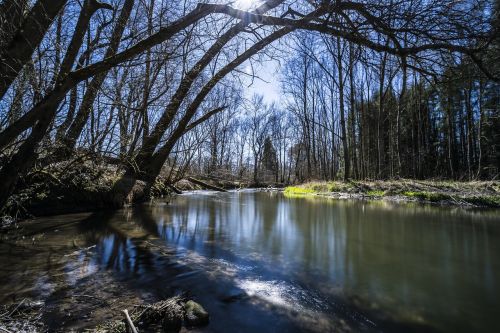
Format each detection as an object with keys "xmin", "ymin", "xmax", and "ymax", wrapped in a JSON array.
[{"xmin": 1, "ymin": 191, "xmax": 500, "ymax": 332}]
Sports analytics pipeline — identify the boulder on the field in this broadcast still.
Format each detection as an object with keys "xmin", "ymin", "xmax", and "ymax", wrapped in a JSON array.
[{"xmin": 184, "ymin": 300, "xmax": 209, "ymax": 327}]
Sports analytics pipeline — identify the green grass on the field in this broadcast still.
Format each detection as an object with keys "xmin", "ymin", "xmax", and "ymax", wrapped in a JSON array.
[
  {"xmin": 285, "ymin": 181, "xmax": 354, "ymax": 195},
  {"xmin": 463, "ymin": 195, "xmax": 500, "ymax": 207},
  {"xmin": 366, "ymin": 190, "xmax": 385, "ymax": 197},
  {"xmin": 402, "ymin": 191, "xmax": 451, "ymax": 202},
  {"xmin": 309, "ymin": 183, "xmax": 330, "ymax": 192},
  {"xmin": 283, "ymin": 186, "xmax": 316, "ymax": 196},
  {"xmin": 327, "ymin": 182, "xmax": 349, "ymax": 192},
  {"xmin": 284, "ymin": 181, "xmax": 500, "ymax": 207}
]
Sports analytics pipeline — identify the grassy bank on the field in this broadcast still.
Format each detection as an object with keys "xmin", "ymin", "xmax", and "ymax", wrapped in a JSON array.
[{"xmin": 284, "ymin": 180, "xmax": 500, "ymax": 208}]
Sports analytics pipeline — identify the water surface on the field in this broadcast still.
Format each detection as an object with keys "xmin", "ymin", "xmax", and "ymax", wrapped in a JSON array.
[{"xmin": 1, "ymin": 191, "xmax": 499, "ymax": 332}]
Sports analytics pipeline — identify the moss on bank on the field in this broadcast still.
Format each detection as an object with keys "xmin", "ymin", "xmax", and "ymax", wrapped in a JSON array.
[
  {"xmin": 283, "ymin": 180, "xmax": 500, "ymax": 208},
  {"xmin": 402, "ymin": 191, "xmax": 451, "ymax": 202},
  {"xmin": 366, "ymin": 190, "xmax": 386, "ymax": 197},
  {"xmin": 461, "ymin": 195, "xmax": 500, "ymax": 207},
  {"xmin": 283, "ymin": 186, "xmax": 316, "ymax": 196}
]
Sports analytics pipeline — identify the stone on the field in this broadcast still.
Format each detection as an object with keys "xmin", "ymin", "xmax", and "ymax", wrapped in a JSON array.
[{"xmin": 184, "ymin": 300, "xmax": 209, "ymax": 327}]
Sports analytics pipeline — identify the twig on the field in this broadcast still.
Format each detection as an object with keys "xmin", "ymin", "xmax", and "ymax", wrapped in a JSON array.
[
  {"xmin": 121, "ymin": 309, "xmax": 138, "ymax": 333},
  {"xmin": 0, "ymin": 326, "xmax": 13, "ymax": 333},
  {"xmin": 7, "ymin": 299, "xmax": 26, "ymax": 317}
]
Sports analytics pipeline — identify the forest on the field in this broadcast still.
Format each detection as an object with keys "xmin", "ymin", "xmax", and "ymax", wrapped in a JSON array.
[{"xmin": 0, "ymin": 0, "xmax": 499, "ymax": 215}]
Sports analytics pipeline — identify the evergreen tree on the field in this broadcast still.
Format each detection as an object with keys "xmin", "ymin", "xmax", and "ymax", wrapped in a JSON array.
[{"xmin": 261, "ymin": 137, "xmax": 278, "ymax": 180}]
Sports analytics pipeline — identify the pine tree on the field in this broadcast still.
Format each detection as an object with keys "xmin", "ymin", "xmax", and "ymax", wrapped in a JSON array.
[{"xmin": 261, "ymin": 137, "xmax": 278, "ymax": 180}]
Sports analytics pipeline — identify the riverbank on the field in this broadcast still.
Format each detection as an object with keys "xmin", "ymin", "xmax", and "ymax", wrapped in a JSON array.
[
  {"xmin": 3, "ymin": 163, "xmax": 499, "ymax": 222},
  {"xmin": 284, "ymin": 180, "xmax": 500, "ymax": 208}
]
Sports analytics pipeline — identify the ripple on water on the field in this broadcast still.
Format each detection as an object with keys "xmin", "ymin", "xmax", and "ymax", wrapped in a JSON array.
[{"xmin": 235, "ymin": 278, "xmax": 325, "ymax": 312}]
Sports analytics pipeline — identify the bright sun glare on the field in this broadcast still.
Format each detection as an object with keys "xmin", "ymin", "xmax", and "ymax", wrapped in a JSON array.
[{"xmin": 234, "ymin": 0, "xmax": 257, "ymax": 9}]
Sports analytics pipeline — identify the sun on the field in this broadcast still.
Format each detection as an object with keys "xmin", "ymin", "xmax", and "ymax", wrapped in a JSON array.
[{"xmin": 234, "ymin": 0, "xmax": 258, "ymax": 10}]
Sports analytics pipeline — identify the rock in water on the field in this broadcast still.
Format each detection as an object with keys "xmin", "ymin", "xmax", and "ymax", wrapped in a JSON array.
[{"xmin": 184, "ymin": 300, "xmax": 209, "ymax": 327}]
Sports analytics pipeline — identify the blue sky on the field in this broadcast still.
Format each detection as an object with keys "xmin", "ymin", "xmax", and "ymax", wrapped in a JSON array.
[{"xmin": 244, "ymin": 58, "xmax": 282, "ymax": 104}]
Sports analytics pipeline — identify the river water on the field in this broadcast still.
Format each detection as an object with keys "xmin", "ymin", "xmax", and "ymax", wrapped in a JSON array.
[{"xmin": 1, "ymin": 190, "xmax": 499, "ymax": 332}]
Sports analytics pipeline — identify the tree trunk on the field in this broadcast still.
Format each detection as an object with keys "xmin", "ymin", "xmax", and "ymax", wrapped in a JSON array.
[
  {"xmin": 113, "ymin": 27, "xmax": 294, "ymax": 203},
  {"xmin": 377, "ymin": 52, "xmax": 388, "ymax": 178},
  {"xmin": 0, "ymin": 0, "xmax": 111, "ymax": 151},
  {"xmin": 0, "ymin": 0, "xmax": 112, "ymax": 208},
  {"xmin": 64, "ymin": 0, "xmax": 135, "ymax": 151},
  {"xmin": 336, "ymin": 37, "xmax": 350, "ymax": 181},
  {"xmin": 133, "ymin": 1, "xmax": 284, "ymax": 169},
  {"xmin": 0, "ymin": 0, "xmax": 68, "ymax": 99},
  {"xmin": 348, "ymin": 42, "xmax": 359, "ymax": 179}
]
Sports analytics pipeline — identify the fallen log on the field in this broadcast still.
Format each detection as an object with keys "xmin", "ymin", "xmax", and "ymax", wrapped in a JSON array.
[
  {"xmin": 167, "ymin": 184, "xmax": 183, "ymax": 194},
  {"xmin": 121, "ymin": 309, "xmax": 138, "ymax": 333},
  {"xmin": 185, "ymin": 177, "xmax": 227, "ymax": 192}
]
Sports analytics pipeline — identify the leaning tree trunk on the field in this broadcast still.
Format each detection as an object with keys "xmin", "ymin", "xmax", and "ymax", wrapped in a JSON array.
[
  {"xmin": 0, "ymin": 0, "xmax": 112, "ymax": 151},
  {"xmin": 0, "ymin": 0, "xmax": 112, "ymax": 208},
  {"xmin": 132, "ymin": 0, "xmax": 285, "ymax": 170},
  {"xmin": 111, "ymin": 27, "xmax": 295, "ymax": 205},
  {"xmin": 0, "ymin": 3, "xmax": 240, "ymax": 209},
  {"xmin": 63, "ymin": 0, "xmax": 135, "ymax": 151},
  {"xmin": 145, "ymin": 4, "xmax": 327, "ymax": 181},
  {"xmin": 0, "ymin": 2, "xmax": 222, "ymax": 152},
  {"xmin": 0, "ymin": 82, "xmax": 71, "ymax": 209},
  {"xmin": 0, "ymin": 0, "xmax": 68, "ymax": 100}
]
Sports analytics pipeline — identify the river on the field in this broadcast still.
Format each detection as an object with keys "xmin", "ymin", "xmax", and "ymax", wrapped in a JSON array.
[{"xmin": 1, "ymin": 190, "xmax": 499, "ymax": 332}]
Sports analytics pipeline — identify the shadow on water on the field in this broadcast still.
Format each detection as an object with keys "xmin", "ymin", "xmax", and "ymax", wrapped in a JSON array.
[{"xmin": 1, "ymin": 191, "xmax": 499, "ymax": 332}]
